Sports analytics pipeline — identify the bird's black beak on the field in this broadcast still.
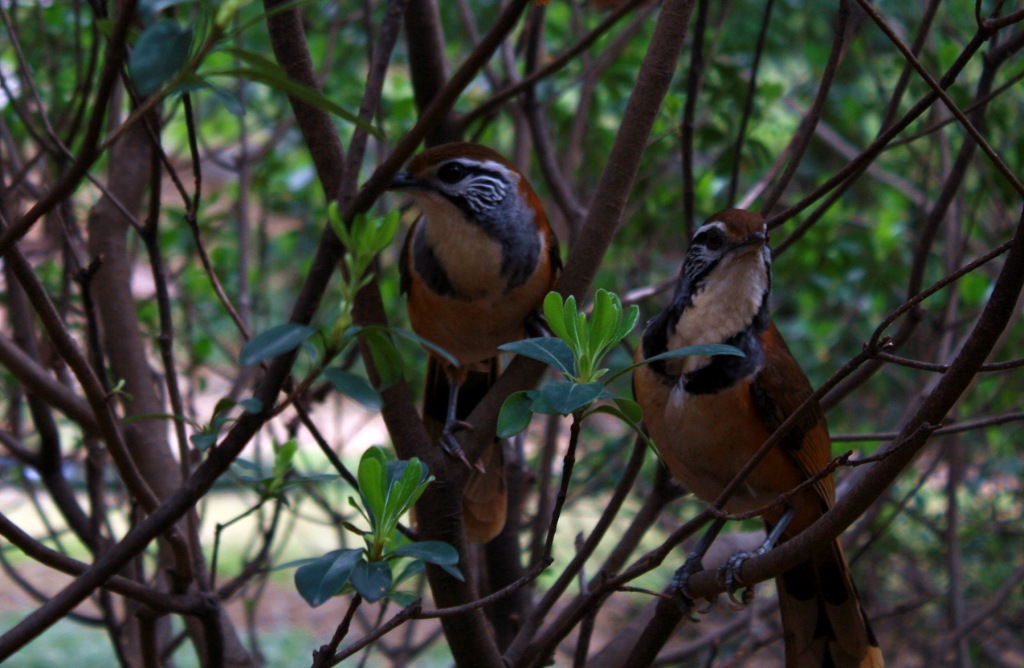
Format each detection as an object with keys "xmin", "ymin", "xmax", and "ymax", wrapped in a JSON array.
[
  {"xmin": 388, "ymin": 170, "xmax": 422, "ymax": 190},
  {"xmin": 736, "ymin": 230, "xmax": 768, "ymax": 250}
]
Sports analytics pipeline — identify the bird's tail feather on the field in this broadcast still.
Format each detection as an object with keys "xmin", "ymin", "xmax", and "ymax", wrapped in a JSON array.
[
  {"xmin": 423, "ymin": 354, "xmax": 507, "ymax": 544},
  {"xmin": 775, "ymin": 537, "xmax": 883, "ymax": 668}
]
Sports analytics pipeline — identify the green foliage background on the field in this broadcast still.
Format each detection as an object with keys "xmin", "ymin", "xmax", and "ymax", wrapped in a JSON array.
[{"xmin": 1, "ymin": 0, "xmax": 1022, "ymax": 665}]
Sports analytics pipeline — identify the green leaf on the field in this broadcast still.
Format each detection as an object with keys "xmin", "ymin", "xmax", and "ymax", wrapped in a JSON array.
[
  {"xmin": 391, "ymin": 541, "xmax": 459, "ymax": 566},
  {"xmin": 139, "ymin": 0, "xmax": 196, "ymax": 22},
  {"xmin": 398, "ymin": 458, "xmax": 430, "ymax": 503},
  {"xmin": 348, "ymin": 496, "xmax": 372, "ymax": 525},
  {"xmin": 371, "ymin": 210, "xmax": 401, "ymax": 254},
  {"xmin": 294, "ymin": 549, "xmax": 362, "ymax": 607},
  {"xmin": 563, "ymin": 296, "xmax": 581, "ymax": 352},
  {"xmin": 384, "ymin": 459, "xmax": 419, "ymax": 521},
  {"xmin": 389, "ymin": 591, "xmax": 420, "ymax": 606},
  {"xmin": 265, "ymin": 474, "xmax": 335, "ymax": 489},
  {"xmin": 238, "ymin": 398, "xmax": 263, "ymax": 414},
  {"xmin": 213, "ymin": 48, "xmax": 378, "ymax": 136},
  {"xmin": 209, "ymin": 413, "xmax": 231, "ymax": 433},
  {"xmin": 96, "ymin": 18, "xmax": 114, "ymax": 37},
  {"xmin": 212, "ymin": 66, "xmax": 369, "ymax": 130},
  {"xmin": 499, "ymin": 338, "xmax": 575, "ymax": 376},
  {"xmin": 173, "ymin": 75, "xmax": 244, "ymax": 114},
  {"xmin": 616, "ymin": 304, "xmax": 641, "ymax": 344},
  {"xmin": 394, "ymin": 559, "xmax": 426, "ymax": 585},
  {"xmin": 328, "ymin": 202, "xmax": 350, "ymax": 246},
  {"xmin": 190, "ymin": 432, "xmax": 217, "ymax": 450},
  {"xmin": 324, "ymin": 368, "xmax": 382, "ymax": 411},
  {"xmin": 588, "ymin": 290, "xmax": 618, "ymax": 355},
  {"xmin": 348, "ymin": 212, "xmax": 388, "ymax": 262},
  {"xmin": 405, "ymin": 478, "xmax": 433, "ymax": 516},
  {"xmin": 384, "ymin": 327, "xmax": 459, "ymax": 369},
  {"xmin": 438, "ymin": 563, "xmax": 465, "ymax": 582},
  {"xmin": 121, "ymin": 412, "xmax": 193, "ymax": 427},
  {"xmin": 526, "ymin": 388, "xmax": 555, "ymax": 415},
  {"xmin": 351, "ymin": 560, "xmax": 392, "ymax": 603},
  {"xmin": 214, "ymin": 0, "xmax": 246, "ymax": 29},
  {"xmin": 329, "ymin": 323, "xmax": 362, "ymax": 352},
  {"xmin": 232, "ymin": 458, "xmax": 261, "ymax": 473},
  {"xmin": 543, "ymin": 291, "xmax": 569, "ymax": 342},
  {"xmin": 362, "ymin": 329, "xmax": 404, "ymax": 389},
  {"xmin": 538, "ymin": 380, "xmax": 604, "ymax": 416},
  {"xmin": 358, "ymin": 447, "xmax": 388, "ymax": 528},
  {"xmin": 381, "ymin": 458, "xmax": 432, "ymax": 529},
  {"xmin": 612, "ymin": 396, "xmax": 643, "ymax": 424},
  {"xmin": 497, "ymin": 391, "xmax": 535, "ymax": 438},
  {"xmin": 609, "ymin": 343, "xmax": 746, "ymax": 384},
  {"xmin": 342, "ymin": 521, "xmax": 368, "ymax": 537},
  {"xmin": 272, "ymin": 439, "xmax": 298, "ymax": 479},
  {"xmin": 109, "ymin": 378, "xmax": 132, "ymax": 400},
  {"xmin": 586, "ymin": 397, "xmax": 645, "ymax": 431},
  {"xmin": 270, "ymin": 556, "xmax": 319, "ymax": 572},
  {"xmin": 642, "ymin": 343, "xmax": 745, "ymax": 366},
  {"xmin": 240, "ymin": 323, "xmax": 316, "ymax": 366},
  {"xmin": 383, "ymin": 458, "xmax": 410, "ymax": 491},
  {"xmin": 129, "ymin": 20, "xmax": 194, "ymax": 96},
  {"xmin": 350, "ymin": 212, "xmax": 373, "ymax": 247},
  {"xmin": 168, "ymin": 71, "xmax": 213, "ymax": 94},
  {"xmin": 212, "ymin": 396, "xmax": 237, "ymax": 418}
]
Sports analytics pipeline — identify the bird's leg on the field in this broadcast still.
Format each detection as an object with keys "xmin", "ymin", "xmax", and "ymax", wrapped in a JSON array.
[
  {"xmin": 524, "ymin": 310, "xmax": 551, "ymax": 338},
  {"xmin": 439, "ymin": 381, "xmax": 485, "ymax": 473},
  {"xmin": 671, "ymin": 517, "xmax": 727, "ymax": 612},
  {"xmin": 719, "ymin": 506, "xmax": 797, "ymax": 608}
]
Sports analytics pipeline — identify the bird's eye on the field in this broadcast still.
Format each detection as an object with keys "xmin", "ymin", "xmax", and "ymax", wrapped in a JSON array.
[
  {"xmin": 700, "ymin": 227, "xmax": 726, "ymax": 251},
  {"xmin": 437, "ymin": 162, "xmax": 468, "ymax": 184}
]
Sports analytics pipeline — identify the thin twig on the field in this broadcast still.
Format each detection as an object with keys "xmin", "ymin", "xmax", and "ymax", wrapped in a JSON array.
[
  {"xmin": 327, "ymin": 601, "xmax": 422, "ymax": 665},
  {"xmin": 0, "ymin": 514, "xmax": 207, "ymax": 614},
  {"xmin": 681, "ymin": 0, "xmax": 710, "ymax": 237},
  {"xmin": 766, "ymin": 26, "xmax": 992, "ymax": 229},
  {"xmin": 181, "ymin": 94, "xmax": 250, "ymax": 339},
  {"xmin": 460, "ymin": 0, "xmax": 652, "ymax": 131},
  {"xmin": 542, "ymin": 418, "xmax": 582, "ymax": 559},
  {"xmin": 725, "ymin": 0, "xmax": 774, "ymax": 206},
  {"xmin": 0, "ymin": 0, "xmax": 138, "ymax": 257},
  {"xmin": 510, "ymin": 435, "xmax": 647, "ymax": 659},
  {"xmin": 855, "ymin": 0, "xmax": 1024, "ymax": 196},
  {"xmin": 313, "ymin": 594, "xmax": 362, "ymax": 668},
  {"xmin": 868, "ymin": 240, "xmax": 1012, "ymax": 352},
  {"xmin": 833, "ymin": 411, "xmax": 1024, "ymax": 443},
  {"xmin": 761, "ymin": 0, "xmax": 852, "ymax": 213},
  {"xmin": 325, "ymin": 557, "xmax": 551, "ymax": 665}
]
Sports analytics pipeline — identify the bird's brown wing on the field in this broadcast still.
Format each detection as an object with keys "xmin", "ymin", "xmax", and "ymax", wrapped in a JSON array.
[
  {"xmin": 751, "ymin": 324, "xmax": 882, "ymax": 667},
  {"xmin": 750, "ymin": 323, "xmax": 836, "ymax": 509},
  {"xmin": 422, "ymin": 354, "xmax": 507, "ymax": 545},
  {"xmin": 398, "ymin": 218, "xmax": 418, "ymax": 297}
]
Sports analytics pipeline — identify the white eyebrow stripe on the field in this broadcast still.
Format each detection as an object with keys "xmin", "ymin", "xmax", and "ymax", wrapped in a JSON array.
[
  {"xmin": 693, "ymin": 221, "xmax": 726, "ymax": 238},
  {"xmin": 450, "ymin": 158, "xmax": 518, "ymax": 184}
]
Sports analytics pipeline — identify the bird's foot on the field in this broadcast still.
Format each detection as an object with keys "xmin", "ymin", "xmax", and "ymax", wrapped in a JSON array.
[
  {"xmin": 440, "ymin": 420, "xmax": 485, "ymax": 473},
  {"xmin": 670, "ymin": 556, "xmax": 716, "ymax": 616},
  {"xmin": 718, "ymin": 551, "xmax": 756, "ymax": 610},
  {"xmin": 715, "ymin": 508, "xmax": 793, "ymax": 609},
  {"xmin": 524, "ymin": 310, "xmax": 552, "ymax": 339}
]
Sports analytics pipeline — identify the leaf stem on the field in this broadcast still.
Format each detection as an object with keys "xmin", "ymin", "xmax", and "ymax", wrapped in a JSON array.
[{"xmin": 542, "ymin": 415, "xmax": 582, "ymax": 560}]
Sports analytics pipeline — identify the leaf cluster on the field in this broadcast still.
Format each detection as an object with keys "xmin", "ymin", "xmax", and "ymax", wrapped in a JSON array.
[
  {"xmin": 293, "ymin": 447, "xmax": 461, "ymax": 607},
  {"xmin": 498, "ymin": 290, "xmax": 743, "ymax": 438}
]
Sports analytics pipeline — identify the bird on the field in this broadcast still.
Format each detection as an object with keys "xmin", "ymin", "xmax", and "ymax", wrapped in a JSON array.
[
  {"xmin": 632, "ymin": 209, "xmax": 883, "ymax": 667},
  {"xmin": 389, "ymin": 142, "xmax": 561, "ymax": 544}
]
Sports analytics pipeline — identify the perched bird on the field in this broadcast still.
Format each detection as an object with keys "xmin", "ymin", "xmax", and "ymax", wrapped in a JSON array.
[
  {"xmin": 390, "ymin": 142, "xmax": 561, "ymax": 543},
  {"xmin": 633, "ymin": 209, "xmax": 883, "ymax": 667}
]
